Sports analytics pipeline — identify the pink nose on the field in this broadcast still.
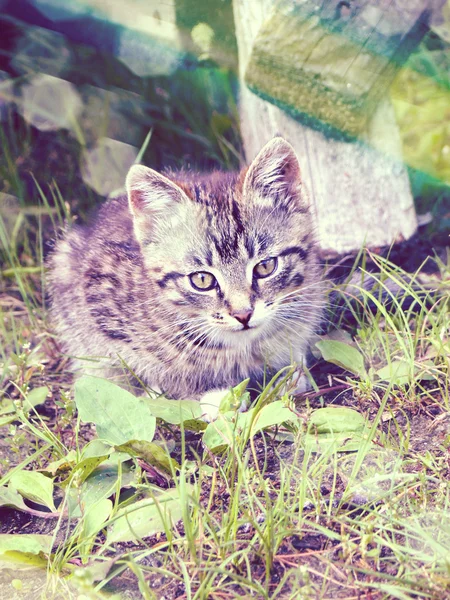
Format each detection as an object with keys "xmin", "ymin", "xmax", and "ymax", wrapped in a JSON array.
[{"xmin": 231, "ymin": 309, "xmax": 253, "ymax": 328}]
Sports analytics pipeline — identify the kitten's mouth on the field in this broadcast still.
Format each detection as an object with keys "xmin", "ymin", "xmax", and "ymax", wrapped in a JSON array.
[{"xmin": 237, "ymin": 323, "xmax": 259, "ymax": 333}]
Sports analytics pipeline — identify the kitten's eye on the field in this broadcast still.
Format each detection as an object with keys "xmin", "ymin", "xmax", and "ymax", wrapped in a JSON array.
[
  {"xmin": 189, "ymin": 271, "xmax": 217, "ymax": 291},
  {"xmin": 254, "ymin": 257, "xmax": 278, "ymax": 279}
]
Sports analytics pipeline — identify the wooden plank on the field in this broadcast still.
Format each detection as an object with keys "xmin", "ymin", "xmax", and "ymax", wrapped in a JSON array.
[{"xmin": 233, "ymin": 0, "xmax": 419, "ymax": 256}]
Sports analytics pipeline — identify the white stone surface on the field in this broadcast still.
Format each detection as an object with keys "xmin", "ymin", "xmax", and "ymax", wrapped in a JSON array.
[{"xmin": 233, "ymin": 0, "xmax": 418, "ymax": 255}]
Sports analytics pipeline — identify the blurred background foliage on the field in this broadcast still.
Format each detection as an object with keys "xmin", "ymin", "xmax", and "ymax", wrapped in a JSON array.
[
  {"xmin": 0, "ymin": 0, "xmax": 241, "ymax": 220},
  {"xmin": 390, "ymin": 16, "xmax": 450, "ymax": 241},
  {"xmin": 0, "ymin": 0, "xmax": 448, "ymax": 243}
]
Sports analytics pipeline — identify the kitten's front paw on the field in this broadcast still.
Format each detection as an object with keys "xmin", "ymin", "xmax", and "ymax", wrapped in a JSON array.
[
  {"xmin": 200, "ymin": 388, "xmax": 229, "ymax": 422},
  {"xmin": 292, "ymin": 369, "xmax": 311, "ymax": 395}
]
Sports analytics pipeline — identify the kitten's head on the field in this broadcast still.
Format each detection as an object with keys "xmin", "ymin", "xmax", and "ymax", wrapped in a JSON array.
[{"xmin": 126, "ymin": 138, "xmax": 322, "ymax": 348}]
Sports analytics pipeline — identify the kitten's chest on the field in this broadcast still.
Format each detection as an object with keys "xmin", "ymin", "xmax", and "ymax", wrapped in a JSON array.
[{"xmin": 198, "ymin": 330, "xmax": 305, "ymax": 378}]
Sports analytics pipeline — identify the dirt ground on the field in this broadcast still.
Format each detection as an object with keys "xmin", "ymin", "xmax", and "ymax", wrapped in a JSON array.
[{"xmin": 0, "ymin": 124, "xmax": 449, "ymax": 598}]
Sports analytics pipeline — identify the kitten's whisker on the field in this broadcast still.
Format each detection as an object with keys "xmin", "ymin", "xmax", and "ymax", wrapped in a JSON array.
[
  {"xmin": 275, "ymin": 293, "xmax": 339, "ymax": 309},
  {"xmin": 158, "ymin": 323, "xmax": 207, "ymax": 345},
  {"xmin": 278, "ymin": 310, "xmax": 334, "ymax": 325},
  {"xmin": 276, "ymin": 303, "xmax": 332, "ymax": 319},
  {"xmin": 156, "ymin": 316, "xmax": 206, "ymax": 335},
  {"xmin": 276, "ymin": 323, "xmax": 309, "ymax": 345},
  {"xmin": 277, "ymin": 298, "xmax": 328, "ymax": 308},
  {"xmin": 274, "ymin": 280, "xmax": 326, "ymax": 302},
  {"xmin": 176, "ymin": 322, "xmax": 215, "ymax": 349},
  {"xmin": 164, "ymin": 323, "xmax": 211, "ymax": 348}
]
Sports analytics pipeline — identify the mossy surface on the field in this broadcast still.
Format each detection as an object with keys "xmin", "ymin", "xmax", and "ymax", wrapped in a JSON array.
[{"xmin": 245, "ymin": 1, "xmax": 428, "ymax": 137}]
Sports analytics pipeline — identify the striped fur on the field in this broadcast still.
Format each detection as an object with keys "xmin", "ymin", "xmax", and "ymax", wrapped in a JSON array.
[{"xmin": 48, "ymin": 138, "xmax": 325, "ymax": 401}]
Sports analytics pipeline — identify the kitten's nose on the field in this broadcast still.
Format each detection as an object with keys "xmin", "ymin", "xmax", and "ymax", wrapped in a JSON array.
[{"xmin": 231, "ymin": 309, "xmax": 253, "ymax": 328}]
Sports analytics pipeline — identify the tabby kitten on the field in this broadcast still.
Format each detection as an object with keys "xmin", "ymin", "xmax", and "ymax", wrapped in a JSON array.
[{"xmin": 48, "ymin": 137, "xmax": 325, "ymax": 415}]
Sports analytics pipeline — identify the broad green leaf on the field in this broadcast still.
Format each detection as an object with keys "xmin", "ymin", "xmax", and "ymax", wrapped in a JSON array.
[
  {"xmin": 273, "ymin": 430, "xmax": 296, "ymax": 443},
  {"xmin": 311, "ymin": 330, "xmax": 354, "ymax": 359},
  {"xmin": 143, "ymin": 396, "xmax": 203, "ymax": 424},
  {"xmin": 75, "ymin": 376, "xmax": 156, "ymax": 444},
  {"xmin": 9, "ymin": 472, "xmax": 56, "ymax": 512},
  {"xmin": 0, "ymin": 534, "xmax": 53, "ymax": 556},
  {"xmin": 376, "ymin": 360, "xmax": 411, "ymax": 386},
  {"xmin": 0, "ymin": 414, "xmax": 16, "ymax": 427},
  {"xmin": 0, "ymin": 399, "xmax": 15, "ymax": 416},
  {"xmin": 69, "ymin": 442, "xmax": 132, "ymax": 488},
  {"xmin": 315, "ymin": 340, "xmax": 367, "ymax": 378},
  {"xmin": 86, "ymin": 462, "xmax": 136, "ymax": 496},
  {"xmin": 0, "ymin": 386, "xmax": 49, "ymax": 426},
  {"xmin": 219, "ymin": 379, "xmax": 250, "ymax": 413},
  {"xmin": 304, "ymin": 430, "xmax": 370, "ymax": 453},
  {"xmin": 40, "ymin": 450, "xmax": 77, "ymax": 476},
  {"xmin": 203, "ymin": 411, "xmax": 252, "ymax": 453},
  {"xmin": 183, "ymin": 418, "xmax": 208, "ymax": 432},
  {"xmin": 250, "ymin": 401, "xmax": 298, "ymax": 435},
  {"xmin": 117, "ymin": 440, "xmax": 180, "ymax": 475},
  {"xmin": 0, "ymin": 534, "xmax": 53, "ymax": 568},
  {"xmin": 308, "ymin": 407, "xmax": 366, "ymax": 433},
  {"xmin": 82, "ymin": 498, "xmax": 112, "ymax": 538},
  {"xmin": 69, "ymin": 463, "xmax": 136, "ymax": 518},
  {"xmin": 107, "ymin": 488, "xmax": 186, "ymax": 543},
  {"xmin": 71, "ymin": 441, "xmax": 113, "ymax": 485},
  {"xmin": 81, "ymin": 439, "xmax": 114, "ymax": 459},
  {"xmin": 24, "ymin": 386, "xmax": 49, "ymax": 410},
  {"xmin": 376, "ymin": 360, "xmax": 436, "ymax": 386},
  {"xmin": 106, "ymin": 450, "xmax": 135, "ymax": 464},
  {"xmin": 203, "ymin": 401, "xmax": 300, "ymax": 451},
  {"xmin": 304, "ymin": 407, "xmax": 370, "ymax": 453},
  {"xmin": 0, "ymin": 551, "xmax": 48, "ymax": 568},
  {"xmin": 72, "ymin": 440, "xmax": 114, "ymax": 483},
  {"xmin": 73, "ymin": 455, "xmax": 109, "ymax": 484},
  {"xmin": 0, "ymin": 486, "xmax": 28, "ymax": 511},
  {"xmin": 76, "ymin": 556, "xmax": 117, "ymax": 584},
  {"xmin": 203, "ymin": 414, "xmax": 237, "ymax": 452}
]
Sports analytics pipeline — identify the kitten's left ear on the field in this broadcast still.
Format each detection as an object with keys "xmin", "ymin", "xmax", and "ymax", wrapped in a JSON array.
[
  {"xmin": 243, "ymin": 137, "xmax": 308, "ymax": 210},
  {"xmin": 126, "ymin": 164, "xmax": 189, "ymax": 243}
]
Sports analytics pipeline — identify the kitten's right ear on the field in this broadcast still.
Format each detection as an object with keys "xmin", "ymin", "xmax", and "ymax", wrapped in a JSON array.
[
  {"xmin": 243, "ymin": 137, "xmax": 308, "ymax": 210},
  {"xmin": 126, "ymin": 165, "xmax": 188, "ymax": 243}
]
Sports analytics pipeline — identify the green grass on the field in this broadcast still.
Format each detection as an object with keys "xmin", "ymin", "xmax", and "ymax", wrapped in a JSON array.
[
  {"xmin": 0, "ymin": 88, "xmax": 449, "ymax": 600},
  {"xmin": 1, "ymin": 199, "xmax": 449, "ymax": 598}
]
